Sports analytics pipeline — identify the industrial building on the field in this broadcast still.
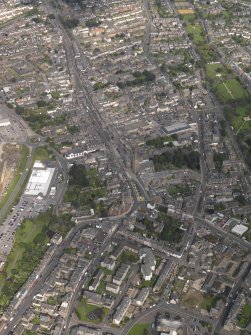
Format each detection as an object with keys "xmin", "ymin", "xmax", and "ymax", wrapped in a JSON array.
[{"xmin": 24, "ymin": 160, "xmax": 55, "ymax": 197}]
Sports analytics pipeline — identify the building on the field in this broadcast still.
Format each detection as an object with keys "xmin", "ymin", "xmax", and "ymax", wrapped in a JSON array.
[
  {"xmin": 135, "ymin": 288, "xmax": 149, "ymax": 306},
  {"xmin": 112, "ymin": 297, "xmax": 131, "ymax": 325},
  {"xmin": 113, "ymin": 263, "xmax": 130, "ymax": 285},
  {"xmin": 89, "ymin": 270, "xmax": 104, "ymax": 291},
  {"xmin": 164, "ymin": 122, "xmax": 192, "ymax": 136},
  {"xmin": 231, "ymin": 224, "xmax": 248, "ymax": 236},
  {"xmin": 153, "ymin": 260, "xmax": 175, "ymax": 292},
  {"xmin": 84, "ymin": 291, "xmax": 114, "ymax": 308},
  {"xmin": 157, "ymin": 317, "xmax": 183, "ymax": 333},
  {"xmin": 101, "ymin": 257, "xmax": 116, "ymax": 271},
  {"xmin": 106, "ymin": 282, "xmax": 120, "ymax": 294},
  {"xmin": 24, "ymin": 160, "xmax": 55, "ymax": 196},
  {"xmin": 140, "ymin": 248, "xmax": 156, "ymax": 281},
  {"xmin": 71, "ymin": 326, "xmax": 103, "ymax": 335}
]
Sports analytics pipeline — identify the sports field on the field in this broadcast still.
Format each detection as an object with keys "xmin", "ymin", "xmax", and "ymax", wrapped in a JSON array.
[{"xmin": 177, "ymin": 8, "xmax": 194, "ymax": 14}]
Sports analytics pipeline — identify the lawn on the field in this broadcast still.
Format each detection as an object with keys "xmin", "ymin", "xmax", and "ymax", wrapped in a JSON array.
[
  {"xmin": 0, "ymin": 212, "xmax": 52, "ymax": 312},
  {"xmin": 5, "ymin": 213, "xmax": 50, "ymax": 277},
  {"xmin": 76, "ymin": 298, "xmax": 109, "ymax": 323},
  {"xmin": 127, "ymin": 323, "xmax": 150, "ymax": 335},
  {"xmin": 206, "ymin": 63, "xmax": 226, "ymax": 80},
  {"xmin": 215, "ymin": 79, "xmax": 248, "ymax": 103},
  {"xmin": 226, "ymin": 106, "xmax": 251, "ymax": 131},
  {"xmin": 96, "ymin": 279, "xmax": 106, "ymax": 294},
  {"xmin": 238, "ymin": 304, "xmax": 251, "ymax": 328},
  {"xmin": 185, "ymin": 23, "xmax": 205, "ymax": 44},
  {"xmin": 33, "ymin": 146, "xmax": 53, "ymax": 162},
  {"xmin": 168, "ymin": 183, "xmax": 191, "ymax": 198},
  {"xmin": 180, "ymin": 13, "xmax": 196, "ymax": 22},
  {"xmin": 226, "ymin": 79, "xmax": 248, "ymax": 100},
  {"xmin": 201, "ymin": 294, "xmax": 218, "ymax": 312}
]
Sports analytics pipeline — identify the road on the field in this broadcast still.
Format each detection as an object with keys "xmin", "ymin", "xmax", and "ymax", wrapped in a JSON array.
[
  {"xmin": 213, "ymin": 262, "xmax": 251, "ymax": 334},
  {"xmin": 121, "ymin": 301, "xmax": 213, "ymax": 335}
]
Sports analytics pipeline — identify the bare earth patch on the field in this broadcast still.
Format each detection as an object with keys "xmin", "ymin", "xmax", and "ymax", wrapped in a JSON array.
[{"xmin": 0, "ymin": 143, "xmax": 23, "ymax": 200}]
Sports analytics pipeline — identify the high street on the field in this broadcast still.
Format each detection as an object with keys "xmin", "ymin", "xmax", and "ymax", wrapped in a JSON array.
[{"xmin": 44, "ymin": 0, "xmax": 151, "ymax": 206}]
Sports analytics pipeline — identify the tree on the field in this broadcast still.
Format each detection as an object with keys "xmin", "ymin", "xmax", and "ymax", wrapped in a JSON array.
[
  {"xmin": 85, "ymin": 18, "xmax": 100, "ymax": 27},
  {"xmin": 68, "ymin": 164, "xmax": 89, "ymax": 187},
  {"xmin": 37, "ymin": 100, "xmax": 47, "ymax": 107}
]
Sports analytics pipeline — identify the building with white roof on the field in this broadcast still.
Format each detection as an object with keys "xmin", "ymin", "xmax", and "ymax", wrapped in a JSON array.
[
  {"xmin": 24, "ymin": 160, "xmax": 55, "ymax": 196},
  {"xmin": 231, "ymin": 224, "xmax": 248, "ymax": 236}
]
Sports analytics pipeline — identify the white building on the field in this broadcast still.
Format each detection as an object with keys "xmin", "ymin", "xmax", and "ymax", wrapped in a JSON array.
[
  {"xmin": 24, "ymin": 160, "xmax": 55, "ymax": 196},
  {"xmin": 231, "ymin": 224, "xmax": 248, "ymax": 236}
]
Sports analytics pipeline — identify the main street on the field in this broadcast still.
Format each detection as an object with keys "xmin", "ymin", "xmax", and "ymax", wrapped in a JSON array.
[
  {"xmin": 44, "ymin": 0, "xmax": 151, "ymax": 206},
  {"xmin": 0, "ymin": 1, "xmax": 250, "ymax": 334}
]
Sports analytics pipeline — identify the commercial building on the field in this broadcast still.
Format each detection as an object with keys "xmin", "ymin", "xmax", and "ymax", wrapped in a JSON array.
[
  {"xmin": 157, "ymin": 317, "xmax": 183, "ymax": 333},
  {"xmin": 164, "ymin": 122, "xmax": 197, "ymax": 136},
  {"xmin": 24, "ymin": 161, "xmax": 55, "ymax": 196},
  {"xmin": 231, "ymin": 224, "xmax": 248, "ymax": 236}
]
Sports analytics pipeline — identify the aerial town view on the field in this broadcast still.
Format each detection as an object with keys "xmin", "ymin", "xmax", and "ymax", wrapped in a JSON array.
[{"xmin": 0, "ymin": 0, "xmax": 250, "ymax": 334}]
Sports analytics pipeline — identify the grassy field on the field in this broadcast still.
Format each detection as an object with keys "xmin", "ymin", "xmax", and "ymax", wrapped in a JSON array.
[
  {"xmin": 76, "ymin": 298, "xmax": 109, "ymax": 323},
  {"xmin": 181, "ymin": 13, "xmax": 196, "ymax": 21},
  {"xmin": 237, "ymin": 304, "xmax": 251, "ymax": 328},
  {"xmin": 127, "ymin": 323, "xmax": 150, "ymax": 335},
  {"xmin": 206, "ymin": 63, "xmax": 226, "ymax": 80},
  {"xmin": 0, "ymin": 145, "xmax": 29, "ymax": 212},
  {"xmin": 0, "ymin": 212, "xmax": 51, "ymax": 312},
  {"xmin": 5, "ymin": 216, "xmax": 49, "ymax": 277},
  {"xmin": 215, "ymin": 79, "xmax": 248, "ymax": 103},
  {"xmin": 201, "ymin": 294, "xmax": 218, "ymax": 312},
  {"xmin": 33, "ymin": 146, "xmax": 53, "ymax": 162},
  {"xmin": 185, "ymin": 23, "xmax": 204, "ymax": 44},
  {"xmin": 226, "ymin": 106, "xmax": 251, "ymax": 131}
]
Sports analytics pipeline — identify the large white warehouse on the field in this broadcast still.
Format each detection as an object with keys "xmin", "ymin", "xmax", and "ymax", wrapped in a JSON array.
[{"xmin": 24, "ymin": 160, "xmax": 55, "ymax": 196}]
